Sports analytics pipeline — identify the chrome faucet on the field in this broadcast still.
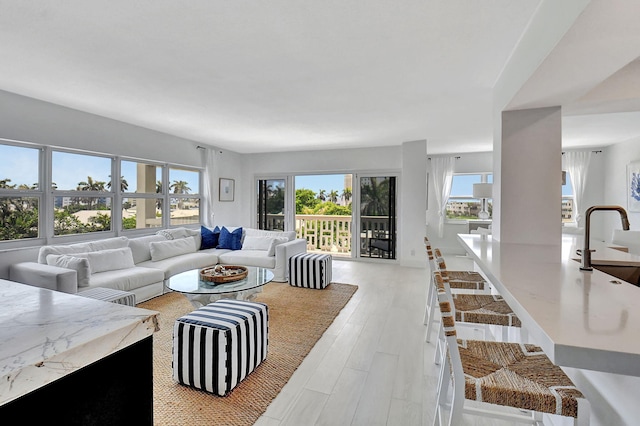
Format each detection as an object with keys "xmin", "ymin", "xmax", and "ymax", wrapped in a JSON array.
[{"xmin": 579, "ymin": 205, "xmax": 630, "ymax": 271}]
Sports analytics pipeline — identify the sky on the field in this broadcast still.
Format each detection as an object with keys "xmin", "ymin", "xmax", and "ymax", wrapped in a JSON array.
[
  {"xmin": 0, "ymin": 145, "xmax": 198, "ymax": 192},
  {"xmin": 295, "ymin": 174, "xmax": 348, "ymax": 196}
]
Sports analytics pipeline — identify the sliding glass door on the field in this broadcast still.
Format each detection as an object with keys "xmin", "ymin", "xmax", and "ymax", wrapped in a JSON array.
[
  {"xmin": 358, "ymin": 175, "xmax": 396, "ymax": 259},
  {"xmin": 256, "ymin": 178, "xmax": 287, "ymax": 231}
]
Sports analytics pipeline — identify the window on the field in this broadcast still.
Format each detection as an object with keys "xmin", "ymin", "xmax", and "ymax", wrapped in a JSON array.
[
  {"xmin": 0, "ymin": 144, "xmax": 41, "ymax": 240},
  {"xmin": 121, "ymin": 160, "xmax": 164, "ymax": 230},
  {"xmin": 52, "ymin": 151, "xmax": 113, "ymax": 235},
  {"xmin": 562, "ymin": 171, "xmax": 574, "ymax": 223},
  {"xmin": 169, "ymin": 167, "xmax": 200, "ymax": 226},
  {"xmin": 0, "ymin": 139, "xmax": 204, "ymax": 244},
  {"xmin": 446, "ymin": 173, "xmax": 492, "ymax": 220}
]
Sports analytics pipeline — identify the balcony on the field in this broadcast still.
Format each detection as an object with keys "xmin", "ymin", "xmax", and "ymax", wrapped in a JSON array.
[{"xmin": 264, "ymin": 214, "xmax": 392, "ymax": 258}]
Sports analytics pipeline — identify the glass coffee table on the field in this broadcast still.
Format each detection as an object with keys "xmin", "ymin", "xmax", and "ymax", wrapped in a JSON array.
[{"xmin": 166, "ymin": 266, "xmax": 274, "ymax": 307}]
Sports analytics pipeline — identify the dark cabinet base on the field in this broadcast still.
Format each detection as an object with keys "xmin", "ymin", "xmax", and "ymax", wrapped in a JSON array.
[{"xmin": 1, "ymin": 336, "xmax": 153, "ymax": 425}]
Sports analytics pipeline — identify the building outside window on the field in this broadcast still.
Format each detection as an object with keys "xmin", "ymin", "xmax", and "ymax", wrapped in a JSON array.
[{"xmin": 121, "ymin": 160, "xmax": 164, "ymax": 230}]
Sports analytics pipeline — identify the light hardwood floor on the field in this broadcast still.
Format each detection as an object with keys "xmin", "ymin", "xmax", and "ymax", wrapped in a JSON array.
[{"xmin": 254, "ymin": 256, "xmax": 547, "ymax": 426}]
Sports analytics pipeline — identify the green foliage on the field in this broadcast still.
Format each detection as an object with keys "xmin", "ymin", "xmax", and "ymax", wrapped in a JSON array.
[
  {"xmin": 314, "ymin": 202, "xmax": 351, "ymax": 216},
  {"xmin": 0, "ymin": 199, "xmax": 38, "ymax": 240},
  {"xmin": 123, "ymin": 216, "xmax": 137, "ymax": 229},
  {"xmin": 296, "ymin": 189, "xmax": 320, "ymax": 213}
]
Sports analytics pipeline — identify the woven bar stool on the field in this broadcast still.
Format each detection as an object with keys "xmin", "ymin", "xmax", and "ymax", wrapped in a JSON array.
[
  {"xmin": 428, "ymin": 249, "xmax": 522, "ymax": 366},
  {"xmin": 423, "ymin": 239, "xmax": 489, "ymax": 330},
  {"xmin": 424, "ymin": 237, "xmax": 486, "ymax": 291},
  {"xmin": 432, "ymin": 272, "xmax": 590, "ymax": 426}
]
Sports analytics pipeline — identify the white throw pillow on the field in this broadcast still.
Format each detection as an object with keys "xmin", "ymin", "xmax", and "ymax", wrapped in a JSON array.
[
  {"xmin": 242, "ymin": 236, "xmax": 274, "ymax": 251},
  {"xmin": 128, "ymin": 235, "xmax": 167, "ymax": 264},
  {"xmin": 268, "ymin": 237, "xmax": 289, "ymax": 256},
  {"xmin": 84, "ymin": 247, "xmax": 136, "ymax": 273},
  {"xmin": 149, "ymin": 237, "xmax": 197, "ymax": 261},
  {"xmin": 46, "ymin": 254, "xmax": 91, "ymax": 287}
]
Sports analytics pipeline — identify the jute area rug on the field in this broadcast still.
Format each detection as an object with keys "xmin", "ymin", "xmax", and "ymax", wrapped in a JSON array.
[{"xmin": 139, "ymin": 281, "xmax": 358, "ymax": 425}]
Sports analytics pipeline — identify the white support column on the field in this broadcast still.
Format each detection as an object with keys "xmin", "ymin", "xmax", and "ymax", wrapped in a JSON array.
[
  {"xmin": 400, "ymin": 139, "xmax": 427, "ymax": 268},
  {"xmin": 493, "ymin": 107, "xmax": 562, "ymax": 246}
]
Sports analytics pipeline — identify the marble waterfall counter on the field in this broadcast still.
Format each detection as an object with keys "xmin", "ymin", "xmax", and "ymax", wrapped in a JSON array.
[
  {"xmin": 457, "ymin": 233, "xmax": 640, "ymax": 377},
  {"xmin": 0, "ymin": 279, "xmax": 159, "ymax": 421}
]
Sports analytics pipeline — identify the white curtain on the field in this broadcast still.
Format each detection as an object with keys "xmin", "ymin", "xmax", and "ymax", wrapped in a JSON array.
[
  {"xmin": 430, "ymin": 156, "xmax": 455, "ymax": 237},
  {"xmin": 200, "ymin": 147, "xmax": 217, "ymax": 227},
  {"xmin": 563, "ymin": 151, "xmax": 591, "ymax": 225}
]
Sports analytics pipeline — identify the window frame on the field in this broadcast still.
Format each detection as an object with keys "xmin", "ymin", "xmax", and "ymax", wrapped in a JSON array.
[
  {"xmin": 445, "ymin": 172, "xmax": 493, "ymax": 222},
  {"xmin": 0, "ymin": 138, "xmax": 204, "ymax": 247}
]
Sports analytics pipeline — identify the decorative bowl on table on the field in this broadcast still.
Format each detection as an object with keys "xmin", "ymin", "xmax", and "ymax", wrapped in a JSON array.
[{"xmin": 200, "ymin": 265, "xmax": 248, "ymax": 284}]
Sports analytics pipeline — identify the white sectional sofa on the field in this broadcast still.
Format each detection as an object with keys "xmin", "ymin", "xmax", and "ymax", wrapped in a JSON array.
[{"xmin": 9, "ymin": 227, "xmax": 307, "ymax": 303}]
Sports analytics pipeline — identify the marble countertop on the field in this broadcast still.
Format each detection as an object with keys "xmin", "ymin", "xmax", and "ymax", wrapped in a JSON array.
[
  {"xmin": 0, "ymin": 280, "xmax": 159, "ymax": 405},
  {"xmin": 458, "ymin": 234, "xmax": 640, "ymax": 376}
]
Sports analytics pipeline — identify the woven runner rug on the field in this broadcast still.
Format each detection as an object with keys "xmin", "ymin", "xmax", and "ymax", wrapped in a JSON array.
[{"xmin": 138, "ymin": 281, "xmax": 358, "ymax": 425}]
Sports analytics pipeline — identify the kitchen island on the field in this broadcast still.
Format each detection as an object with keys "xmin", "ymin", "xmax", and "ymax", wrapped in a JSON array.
[
  {"xmin": 0, "ymin": 279, "xmax": 159, "ymax": 424},
  {"xmin": 457, "ymin": 233, "xmax": 640, "ymax": 377}
]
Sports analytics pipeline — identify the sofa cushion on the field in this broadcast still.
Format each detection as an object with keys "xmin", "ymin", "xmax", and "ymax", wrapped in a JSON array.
[
  {"xmin": 83, "ymin": 247, "xmax": 136, "ymax": 273},
  {"xmin": 244, "ymin": 228, "xmax": 296, "ymax": 242},
  {"xmin": 88, "ymin": 236, "xmax": 129, "ymax": 252},
  {"xmin": 149, "ymin": 237, "xmax": 197, "ymax": 261},
  {"xmin": 128, "ymin": 234, "xmax": 167, "ymax": 264},
  {"xmin": 268, "ymin": 237, "xmax": 290, "ymax": 256},
  {"xmin": 46, "ymin": 254, "xmax": 91, "ymax": 287},
  {"xmin": 89, "ymin": 266, "xmax": 165, "ymax": 292},
  {"xmin": 241, "ymin": 236, "xmax": 273, "ymax": 251},
  {"xmin": 218, "ymin": 250, "xmax": 276, "ymax": 269},
  {"xmin": 218, "ymin": 227, "xmax": 243, "ymax": 250},
  {"xmin": 38, "ymin": 236, "xmax": 129, "ymax": 264},
  {"xmin": 201, "ymin": 226, "xmax": 221, "ymax": 250},
  {"xmin": 138, "ymin": 251, "xmax": 219, "ymax": 279}
]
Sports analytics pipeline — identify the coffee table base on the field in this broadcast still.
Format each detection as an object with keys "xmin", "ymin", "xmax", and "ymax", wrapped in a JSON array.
[{"xmin": 184, "ymin": 286, "xmax": 263, "ymax": 308}]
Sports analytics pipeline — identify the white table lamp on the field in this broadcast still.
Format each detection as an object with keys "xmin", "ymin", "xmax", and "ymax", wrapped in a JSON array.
[{"xmin": 473, "ymin": 183, "xmax": 492, "ymax": 220}]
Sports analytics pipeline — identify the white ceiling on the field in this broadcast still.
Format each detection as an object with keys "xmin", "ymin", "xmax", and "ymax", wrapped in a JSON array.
[{"xmin": 1, "ymin": 1, "xmax": 639, "ymax": 155}]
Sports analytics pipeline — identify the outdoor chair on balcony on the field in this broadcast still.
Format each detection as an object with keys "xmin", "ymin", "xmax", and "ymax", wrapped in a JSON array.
[{"xmin": 431, "ymin": 272, "xmax": 590, "ymax": 426}]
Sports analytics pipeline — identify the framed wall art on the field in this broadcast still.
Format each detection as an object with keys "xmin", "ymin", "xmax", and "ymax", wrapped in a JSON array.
[
  {"xmin": 628, "ymin": 161, "xmax": 640, "ymax": 212},
  {"xmin": 219, "ymin": 178, "xmax": 235, "ymax": 202}
]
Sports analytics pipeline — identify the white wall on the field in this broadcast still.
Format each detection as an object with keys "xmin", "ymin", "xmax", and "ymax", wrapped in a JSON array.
[
  {"xmin": 0, "ymin": 89, "xmax": 203, "ymax": 167},
  {"xmin": 602, "ymin": 138, "xmax": 640, "ymax": 238},
  {"xmin": 242, "ymin": 145, "xmax": 421, "ymax": 263}
]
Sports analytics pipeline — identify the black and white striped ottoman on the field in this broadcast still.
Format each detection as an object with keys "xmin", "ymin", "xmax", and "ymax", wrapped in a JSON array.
[
  {"xmin": 172, "ymin": 299, "xmax": 268, "ymax": 396},
  {"xmin": 289, "ymin": 253, "xmax": 333, "ymax": 289}
]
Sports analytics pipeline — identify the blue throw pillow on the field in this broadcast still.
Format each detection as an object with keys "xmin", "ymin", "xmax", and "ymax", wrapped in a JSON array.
[
  {"xmin": 217, "ymin": 227, "xmax": 243, "ymax": 250},
  {"xmin": 200, "ymin": 226, "xmax": 220, "ymax": 250}
]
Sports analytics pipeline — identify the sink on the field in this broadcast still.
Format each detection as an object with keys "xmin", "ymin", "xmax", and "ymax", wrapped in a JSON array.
[{"xmin": 592, "ymin": 264, "xmax": 640, "ymax": 286}]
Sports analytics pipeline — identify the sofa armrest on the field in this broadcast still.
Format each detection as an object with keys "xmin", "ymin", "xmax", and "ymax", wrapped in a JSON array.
[
  {"xmin": 274, "ymin": 239, "xmax": 307, "ymax": 281},
  {"xmin": 9, "ymin": 262, "xmax": 78, "ymax": 294}
]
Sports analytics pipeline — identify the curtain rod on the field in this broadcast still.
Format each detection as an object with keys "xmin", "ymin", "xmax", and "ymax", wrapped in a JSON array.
[
  {"xmin": 562, "ymin": 150, "xmax": 602, "ymax": 154},
  {"xmin": 427, "ymin": 156, "xmax": 460, "ymax": 160}
]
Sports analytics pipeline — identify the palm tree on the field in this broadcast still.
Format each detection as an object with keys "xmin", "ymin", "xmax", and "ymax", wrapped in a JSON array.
[
  {"xmin": 360, "ymin": 177, "xmax": 389, "ymax": 216},
  {"xmin": 170, "ymin": 180, "xmax": 191, "ymax": 210},
  {"xmin": 77, "ymin": 176, "xmax": 107, "ymax": 209},
  {"xmin": 170, "ymin": 180, "xmax": 191, "ymax": 194},
  {"xmin": 107, "ymin": 175, "xmax": 129, "ymax": 192},
  {"xmin": 318, "ymin": 189, "xmax": 327, "ymax": 202},
  {"xmin": 329, "ymin": 190, "xmax": 339, "ymax": 204},
  {"xmin": 342, "ymin": 187, "xmax": 352, "ymax": 203},
  {"xmin": 0, "ymin": 178, "xmax": 15, "ymax": 189}
]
